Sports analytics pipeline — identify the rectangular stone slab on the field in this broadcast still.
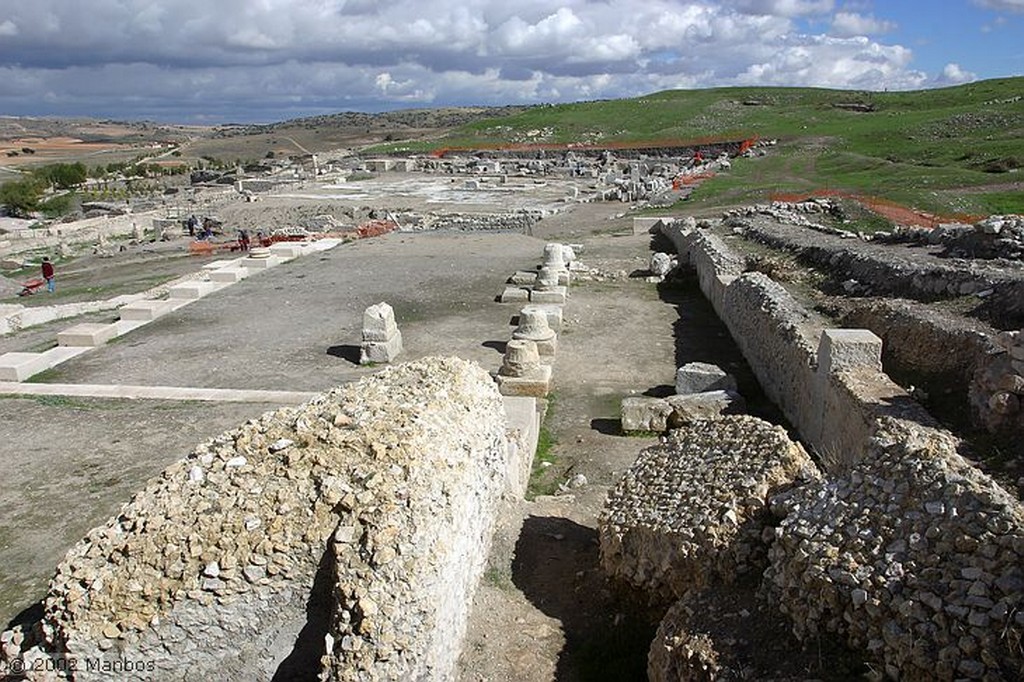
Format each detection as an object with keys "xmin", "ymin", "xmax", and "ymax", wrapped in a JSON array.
[
  {"xmin": 39, "ymin": 345, "xmax": 90, "ymax": 368},
  {"xmin": 0, "ymin": 352, "xmax": 51, "ymax": 382},
  {"xmin": 208, "ymin": 268, "xmax": 250, "ymax": 283},
  {"xmin": 530, "ymin": 286, "xmax": 567, "ymax": 304},
  {"xmin": 119, "ymin": 300, "xmax": 178, "ymax": 321},
  {"xmin": 57, "ymin": 322, "xmax": 119, "ymax": 347},
  {"xmin": 268, "ymin": 243, "xmax": 306, "ymax": 258},
  {"xmin": 500, "ymin": 287, "xmax": 530, "ymax": 303},
  {"xmin": 240, "ymin": 255, "xmax": 285, "ymax": 270},
  {"xmin": 495, "ymin": 365, "xmax": 552, "ymax": 398},
  {"xmin": 167, "ymin": 281, "xmax": 224, "ymax": 299},
  {"xmin": 202, "ymin": 259, "xmax": 243, "ymax": 271}
]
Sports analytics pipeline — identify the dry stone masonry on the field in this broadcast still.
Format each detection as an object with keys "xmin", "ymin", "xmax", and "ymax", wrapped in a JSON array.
[
  {"xmin": 599, "ymin": 416, "xmax": 818, "ymax": 601},
  {"xmin": 650, "ymin": 214, "xmax": 1024, "ymax": 679},
  {"xmin": 1, "ymin": 357, "xmax": 512, "ymax": 682},
  {"xmin": 765, "ymin": 417, "xmax": 1024, "ymax": 681}
]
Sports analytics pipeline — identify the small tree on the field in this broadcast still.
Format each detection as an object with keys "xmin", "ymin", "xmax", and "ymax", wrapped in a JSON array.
[
  {"xmin": 36, "ymin": 163, "xmax": 87, "ymax": 190},
  {"xmin": 0, "ymin": 177, "xmax": 46, "ymax": 217}
]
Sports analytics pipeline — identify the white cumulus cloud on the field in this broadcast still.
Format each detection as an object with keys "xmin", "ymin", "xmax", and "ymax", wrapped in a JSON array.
[
  {"xmin": 0, "ymin": 0, "xmax": 983, "ymax": 122},
  {"xmin": 831, "ymin": 11, "xmax": 897, "ymax": 37},
  {"xmin": 937, "ymin": 62, "xmax": 978, "ymax": 85}
]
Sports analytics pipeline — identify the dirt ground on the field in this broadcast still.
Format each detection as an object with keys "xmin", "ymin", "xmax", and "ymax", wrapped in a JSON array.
[{"xmin": 0, "ymin": 179, "xmax": 804, "ymax": 680}]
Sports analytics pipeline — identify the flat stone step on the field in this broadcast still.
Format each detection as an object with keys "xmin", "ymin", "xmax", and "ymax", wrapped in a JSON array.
[
  {"xmin": 240, "ymin": 255, "xmax": 285, "ymax": 270},
  {"xmin": 208, "ymin": 268, "xmax": 250, "ymax": 283},
  {"xmin": 57, "ymin": 322, "xmax": 119, "ymax": 347},
  {"xmin": 119, "ymin": 299, "xmax": 181, "ymax": 321},
  {"xmin": 0, "ymin": 381, "xmax": 318, "ymax": 404},
  {"xmin": 268, "ymin": 243, "xmax": 307, "ymax": 258},
  {"xmin": 39, "ymin": 345, "xmax": 90, "ymax": 368},
  {"xmin": 112, "ymin": 319, "xmax": 149, "ymax": 337},
  {"xmin": 0, "ymin": 352, "xmax": 51, "ymax": 382},
  {"xmin": 202, "ymin": 259, "xmax": 243, "ymax": 271},
  {"xmin": 167, "ymin": 281, "xmax": 228, "ymax": 300}
]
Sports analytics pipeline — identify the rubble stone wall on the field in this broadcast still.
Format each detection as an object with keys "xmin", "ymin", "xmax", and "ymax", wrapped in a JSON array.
[
  {"xmin": 842, "ymin": 300, "xmax": 1024, "ymax": 436},
  {"xmin": 422, "ymin": 211, "xmax": 542, "ymax": 233},
  {"xmin": 766, "ymin": 417, "xmax": 1024, "ymax": 680},
  {"xmin": 737, "ymin": 218, "xmax": 1024, "ymax": 326},
  {"xmin": 1, "ymin": 357, "xmax": 511, "ymax": 682}
]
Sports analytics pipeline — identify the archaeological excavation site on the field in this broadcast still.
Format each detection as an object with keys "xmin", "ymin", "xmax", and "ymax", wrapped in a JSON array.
[{"xmin": 1, "ymin": 89, "xmax": 1023, "ymax": 682}]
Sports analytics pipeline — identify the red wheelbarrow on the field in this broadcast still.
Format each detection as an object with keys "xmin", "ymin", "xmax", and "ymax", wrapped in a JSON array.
[{"xmin": 18, "ymin": 278, "xmax": 46, "ymax": 296}]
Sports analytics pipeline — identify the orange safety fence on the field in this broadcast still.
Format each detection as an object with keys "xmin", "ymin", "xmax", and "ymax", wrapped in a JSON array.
[
  {"xmin": 769, "ymin": 190, "xmax": 984, "ymax": 228},
  {"xmin": 672, "ymin": 171, "xmax": 717, "ymax": 190}
]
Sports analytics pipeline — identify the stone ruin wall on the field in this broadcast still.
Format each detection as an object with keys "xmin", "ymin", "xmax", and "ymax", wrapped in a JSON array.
[
  {"xmin": 766, "ymin": 417, "xmax": 1024, "ymax": 680},
  {"xmin": 422, "ymin": 211, "xmax": 543, "ymax": 233},
  {"xmin": 842, "ymin": 301, "xmax": 1024, "ymax": 436},
  {"xmin": 1, "ymin": 357, "xmax": 514, "ymax": 681},
  {"xmin": 664, "ymin": 224, "xmax": 918, "ymax": 462},
  {"xmin": 738, "ymin": 218, "xmax": 1024, "ymax": 326},
  {"xmin": 660, "ymin": 221, "xmax": 1024, "ymax": 678}
]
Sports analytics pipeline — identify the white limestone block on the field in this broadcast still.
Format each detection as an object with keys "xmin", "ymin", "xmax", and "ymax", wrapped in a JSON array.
[
  {"xmin": 0, "ymin": 352, "xmax": 51, "ymax": 382},
  {"xmin": 57, "ymin": 322, "xmax": 119, "ymax": 347}
]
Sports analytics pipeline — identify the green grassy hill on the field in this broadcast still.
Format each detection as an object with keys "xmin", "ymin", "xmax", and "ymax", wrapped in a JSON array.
[{"xmin": 378, "ymin": 77, "xmax": 1024, "ymax": 217}]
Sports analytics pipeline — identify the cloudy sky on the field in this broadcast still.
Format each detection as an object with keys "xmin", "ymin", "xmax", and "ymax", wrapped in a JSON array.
[{"xmin": 0, "ymin": 0, "xmax": 1021, "ymax": 124}]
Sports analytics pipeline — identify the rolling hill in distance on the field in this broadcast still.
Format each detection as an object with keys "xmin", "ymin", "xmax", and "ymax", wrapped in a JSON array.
[{"xmin": 2, "ymin": 77, "xmax": 1022, "ymax": 217}]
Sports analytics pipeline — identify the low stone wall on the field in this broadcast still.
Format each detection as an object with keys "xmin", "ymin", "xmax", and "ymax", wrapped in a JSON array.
[
  {"xmin": 765, "ymin": 417, "xmax": 1024, "ymax": 680},
  {"xmin": 0, "ymin": 212, "xmax": 162, "ymax": 259},
  {"xmin": 1, "ymin": 357, "xmax": 512, "ymax": 681},
  {"xmin": 660, "ymin": 219, "xmax": 1024, "ymax": 678},
  {"xmin": 422, "ymin": 211, "xmax": 542, "ymax": 233},
  {"xmin": 0, "ymin": 272, "xmax": 204, "ymax": 336},
  {"xmin": 662, "ymin": 222, "xmax": 941, "ymax": 465},
  {"xmin": 735, "ymin": 218, "xmax": 1024, "ymax": 325},
  {"xmin": 840, "ymin": 300, "xmax": 1024, "ymax": 435}
]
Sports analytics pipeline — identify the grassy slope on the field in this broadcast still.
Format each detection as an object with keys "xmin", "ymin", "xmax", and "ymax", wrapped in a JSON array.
[{"xmin": 378, "ymin": 78, "xmax": 1024, "ymax": 216}]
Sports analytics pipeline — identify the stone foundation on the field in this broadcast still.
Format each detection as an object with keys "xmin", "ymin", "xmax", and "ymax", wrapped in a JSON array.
[
  {"xmin": 599, "ymin": 416, "xmax": 817, "ymax": 600},
  {"xmin": 1, "ymin": 358, "xmax": 513, "ymax": 682}
]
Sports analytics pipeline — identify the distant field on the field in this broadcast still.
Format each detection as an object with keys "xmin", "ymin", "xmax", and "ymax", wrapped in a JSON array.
[
  {"xmin": 3, "ymin": 80, "xmax": 1021, "ymax": 217},
  {"xmin": 374, "ymin": 77, "xmax": 1024, "ymax": 217}
]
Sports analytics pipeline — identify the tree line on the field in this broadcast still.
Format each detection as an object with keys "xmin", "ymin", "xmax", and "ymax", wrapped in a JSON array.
[{"xmin": 0, "ymin": 160, "xmax": 187, "ymax": 218}]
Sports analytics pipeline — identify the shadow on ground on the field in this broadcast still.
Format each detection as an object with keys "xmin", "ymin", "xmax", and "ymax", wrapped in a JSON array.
[
  {"xmin": 512, "ymin": 515, "xmax": 658, "ymax": 681},
  {"xmin": 481, "ymin": 340, "xmax": 507, "ymax": 355},
  {"xmin": 326, "ymin": 344, "xmax": 361, "ymax": 364}
]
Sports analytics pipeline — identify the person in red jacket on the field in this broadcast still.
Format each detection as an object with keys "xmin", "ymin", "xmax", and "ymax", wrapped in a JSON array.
[{"xmin": 41, "ymin": 257, "xmax": 55, "ymax": 293}]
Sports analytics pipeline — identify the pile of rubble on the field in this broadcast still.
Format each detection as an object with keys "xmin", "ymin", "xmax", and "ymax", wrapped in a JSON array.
[
  {"xmin": 766, "ymin": 417, "xmax": 1024, "ymax": 680},
  {"xmin": 878, "ymin": 215, "xmax": 1024, "ymax": 261},
  {"xmin": 600, "ymin": 416, "xmax": 817, "ymax": 601},
  {"xmin": 620, "ymin": 362, "xmax": 745, "ymax": 433},
  {"xmin": 422, "ymin": 210, "xmax": 543, "ymax": 233},
  {"xmin": 723, "ymin": 199, "xmax": 856, "ymax": 239}
]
